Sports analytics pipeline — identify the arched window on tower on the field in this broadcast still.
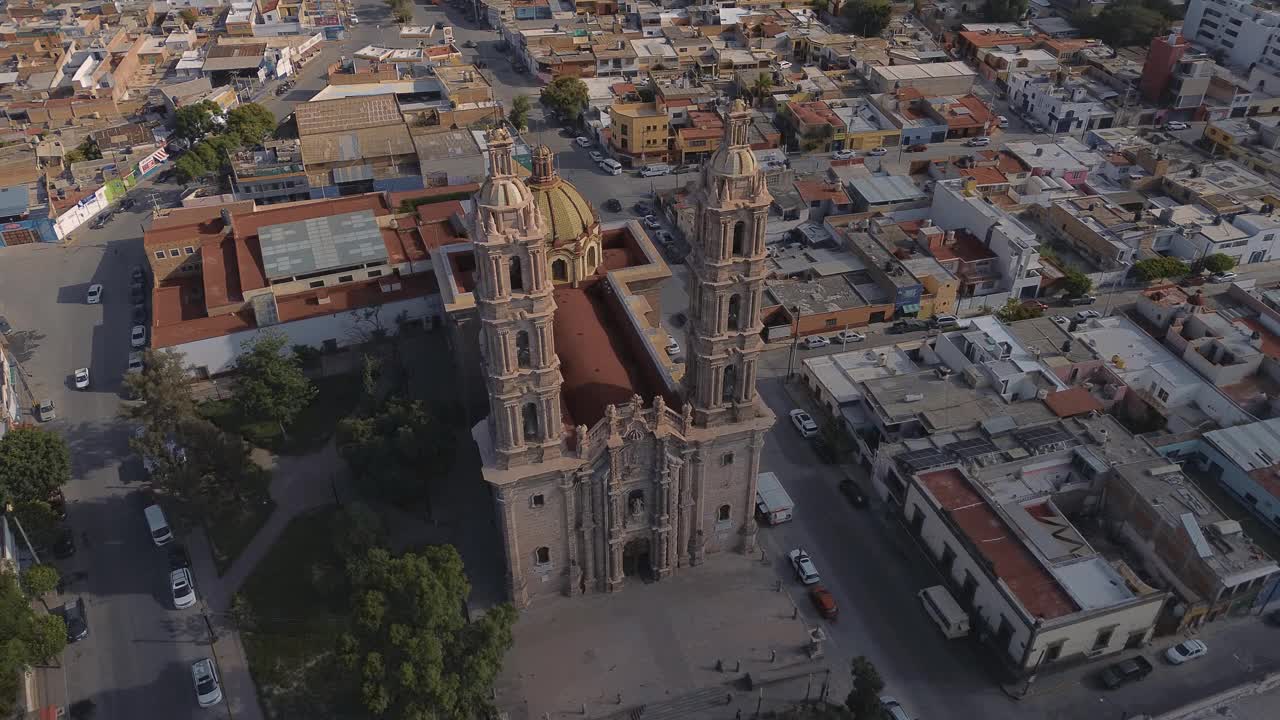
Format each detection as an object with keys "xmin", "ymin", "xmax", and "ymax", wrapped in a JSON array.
[
  {"xmin": 586, "ymin": 245, "xmax": 599, "ymax": 274},
  {"xmin": 722, "ymin": 363, "xmax": 738, "ymax": 404},
  {"xmin": 522, "ymin": 402, "xmax": 539, "ymax": 442},
  {"xmin": 551, "ymin": 258, "xmax": 569, "ymax": 282},
  {"xmin": 515, "ymin": 330, "xmax": 531, "ymax": 369},
  {"xmin": 732, "ymin": 220, "xmax": 747, "ymax": 257},
  {"xmin": 509, "ymin": 255, "xmax": 524, "ymax": 292},
  {"xmin": 727, "ymin": 294, "xmax": 742, "ymax": 332}
]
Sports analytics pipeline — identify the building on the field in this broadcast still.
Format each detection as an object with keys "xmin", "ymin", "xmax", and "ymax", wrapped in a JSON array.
[
  {"xmin": 442, "ymin": 104, "xmax": 775, "ymax": 607},
  {"xmin": 0, "ymin": 334, "xmax": 18, "ymax": 439},
  {"xmin": 1007, "ymin": 72, "xmax": 1114, "ymax": 135},
  {"xmin": 929, "ymin": 179, "xmax": 1043, "ymax": 303},
  {"xmin": 867, "ymin": 61, "xmax": 977, "ymax": 96},
  {"xmin": 1046, "ymin": 196, "xmax": 1146, "ymax": 269},
  {"xmin": 230, "ymin": 140, "xmax": 310, "ymax": 205},
  {"xmin": 1182, "ymin": 0, "xmax": 1280, "ymax": 75},
  {"xmin": 1140, "ymin": 33, "xmax": 1194, "ymax": 103},
  {"xmin": 294, "ymin": 95, "xmax": 421, "ymax": 197},
  {"xmin": 608, "ymin": 102, "xmax": 670, "ymax": 166}
]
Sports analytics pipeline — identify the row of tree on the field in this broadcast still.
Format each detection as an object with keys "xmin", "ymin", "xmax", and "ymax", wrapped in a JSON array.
[
  {"xmin": 172, "ymin": 101, "xmax": 277, "ymax": 184},
  {"xmin": 384, "ymin": 0, "xmax": 413, "ymax": 24},
  {"xmin": 1070, "ymin": 0, "xmax": 1183, "ymax": 50}
]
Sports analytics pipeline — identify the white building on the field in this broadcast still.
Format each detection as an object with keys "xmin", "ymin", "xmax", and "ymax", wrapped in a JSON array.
[
  {"xmin": 1183, "ymin": 0, "xmax": 1280, "ymax": 75},
  {"xmin": 1157, "ymin": 203, "xmax": 1280, "ymax": 265},
  {"xmin": 1007, "ymin": 72, "xmax": 1113, "ymax": 135},
  {"xmin": 930, "ymin": 179, "xmax": 1044, "ymax": 302},
  {"xmin": 0, "ymin": 338, "xmax": 19, "ymax": 439}
]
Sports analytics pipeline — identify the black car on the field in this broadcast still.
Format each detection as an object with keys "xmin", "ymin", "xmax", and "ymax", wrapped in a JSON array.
[
  {"xmin": 1065, "ymin": 295, "xmax": 1097, "ymax": 306},
  {"xmin": 633, "ymin": 202, "xmax": 653, "ymax": 215},
  {"xmin": 56, "ymin": 597, "xmax": 89, "ymax": 642},
  {"xmin": 53, "ymin": 528, "xmax": 76, "ymax": 559},
  {"xmin": 167, "ymin": 543, "xmax": 191, "ymax": 572},
  {"xmin": 603, "ymin": 198, "xmax": 622, "ymax": 212},
  {"xmin": 90, "ymin": 213, "xmax": 110, "ymax": 230},
  {"xmin": 435, "ymin": 21, "xmax": 445, "ymax": 28},
  {"xmin": 121, "ymin": 198, "xmax": 136, "ymax": 211},
  {"xmin": 1098, "ymin": 656, "xmax": 1153, "ymax": 689},
  {"xmin": 131, "ymin": 304, "xmax": 147, "ymax": 326},
  {"xmin": 463, "ymin": 39, "xmax": 477, "ymax": 48},
  {"xmin": 130, "ymin": 285, "xmax": 145, "ymax": 304},
  {"xmin": 838, "ymin": 479, "xmax": 868, "ymax": 507}
]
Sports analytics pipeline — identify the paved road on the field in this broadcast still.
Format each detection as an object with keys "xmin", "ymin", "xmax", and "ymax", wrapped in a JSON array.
[{"xmin": 1, "ymin": 181, "xmax": 220, "ymax": 719}]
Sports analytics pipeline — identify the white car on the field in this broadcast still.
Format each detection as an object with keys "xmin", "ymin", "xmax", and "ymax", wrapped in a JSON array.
[
  {"xmin": 37, "ymin": 398, "xmax": 56, "ymax": 422},
  {"xmin": 789, "ymin": 409, "xmax": 818, "ymax": 438},
  {"xmin": 966, "ymin": 136, "xmax": 991, "ymax": 147},
  {"xmin": 665, "ymin": 337, "xmax": 680, "ymax": 356},
  {"xmin": 86, "ymin": 284, "xmax": 103, "ymax": 304},
  {"xmin": 879, "ymin": 696, "xmax": 911, "ymax": 720},
  {"xmin": 831, "ymin": 149, "xmax": 857, "ymax": 160},
  {"xmin": 74, "ymin": 367, "xmax": 90, "ymax": 390},
  {"xmin": 1074, "ymin": 309, "xmax": 1102, "ymax": 321},
  {"xmin": 787, "ymin": 548, "xmax": 821, "ymax": 585},
  {"xmin": 130, "ymin": 325, "xmax": 147, "ymax": 348},
  {"xmin": 997, "ymin": 115, "xmax": 1009, "ymax": 128},
  {"xmin": 574, "ymin": 136, "xmax": 592, "ymax": 148},
  {"xmin": 643, "ymin": 215, "xmax": 661, "ymax": 229},
  {"xmin": 1165, "ymin": 639, "xmax": 1207, "ymax": 665},
  {"xmin": 170, "ymin": 568, "xmax": 197, "ymax": 609},
  {"xmin": 802, "ymin": 335, "xmax": 830, "ymax": 350},
  {"xmin": 1051, "ymin": 315, "xmax": 1070, "ymax": 326},
  {"xmin": 192, "ymin": 658, "xmax": 223, "ymax": 708},
  {"xmin": 835, "ymin": 330, "xmax": 865, "ymax": 344},
  {"xmin": 127, "ymin": 351, "xmax": 144, "ymax": 373},
  {"xmin": 1211, "ymin": 271, "xmax": 1238, "ymax": 282},
  {"xmin": 589, "ymin": 151, "xmax": 603, "ymax": 163},
  {"xmin": 1163, "ymin": 121, "xmax": 1190, "ymax": 131},
  {"xmin": 867, "ymin": 147, "xmax": 888, "ymax": 157}
]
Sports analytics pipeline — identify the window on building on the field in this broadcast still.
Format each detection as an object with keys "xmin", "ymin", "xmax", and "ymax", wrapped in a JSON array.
[
  {"xmin": 509, "ymin": 255, "xmax": 524, "ymax": 292},
  {"xmin": 534, "ymin": 546, "xmax": 551, "ymax": 565},
  {"xmin": 552, "ymin": 258, "xmax": 569, "ymax": 282},
  {"xmin": 309, "ymin": 280, "xmax": 325, "ymax": 289},
  {"xmin": 522, "ymin": 402, "xmax": 539, "ymax": 441},
  {"xmin": 1157, "ymin": 388, "xmax": 1169, "ymax": 402},
  {"xmin": 531, "ymin": 493, "xmax": 545, "ymax": 508},
  {"xmin": 516, "ymin": 330, "xmax": 531, "ymax": 369},
  {"xmin": 154, "ymin": 251, "xmax": 166, "ymax": 259},
  {"xmin": 169, "ymin": 249, "xmax": 181, "ymax": 257},
  {"xmin": 1044, "ymin": 641, "xmax": 1065, "ymax": 663},
  {"xmin": 824, "ymin": 318, "xmax": 837, "ymax": 328},
  {"xmin": 722, "ymin": 362, "xmax": 737, "ymax": 404},
  {"xmin": 338, "ymin": 274, "xmax": 354, "ymax": 283},
  {"xmin": 717, "ymin": 504, "xmax": 731, "ymax": 522},
  {"xmin": 720, "ymin": 451, "xmax": 735, "ymax": 466},
  {"xmin": 732, "ymin": 220, "xmax": 747, "ymax": 256},
  {"xmin": 727, "ymin": 294, "xmax": 742, "ymax": 331},
  {"xmin": 368, "ymin": 269, "xmax": 383, "ymax": 278},
  {"xmin": 1092, "ymin": 626, "xmax": 1116, "ymax": 651},
  {"xmin": 184, "ymin": 246, "xmax": 195, "ymax": 254}
]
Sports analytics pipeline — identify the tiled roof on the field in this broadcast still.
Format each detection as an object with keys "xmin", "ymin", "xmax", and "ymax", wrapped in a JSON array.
[{"xmin": 1044, "ymin": 387, "xmax": 1103, "ymax": 418}]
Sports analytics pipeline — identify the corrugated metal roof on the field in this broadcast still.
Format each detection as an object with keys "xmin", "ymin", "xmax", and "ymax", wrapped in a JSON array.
[
  {"xmin": 848, "ymin": 175, "xmax": 927, "ymax": 206},
  {"xmin": 0, "ymin": 185, "xmax": 30, "ymax": 217},
  {"xmin": 1203, "ymin": 417, "xmax": 1280, "ymax": 471},
  {"xmin": 258, "ymin": 209, "xmax": 387, "ymax": 279}
]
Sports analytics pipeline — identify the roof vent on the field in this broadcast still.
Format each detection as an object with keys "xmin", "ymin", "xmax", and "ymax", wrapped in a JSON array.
[{"xmin": 903, "ymin": 393, "xmax": 925, "ymax": 402}]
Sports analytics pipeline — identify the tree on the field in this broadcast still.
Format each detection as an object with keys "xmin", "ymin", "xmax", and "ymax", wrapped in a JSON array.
[
  {"xmin": 174, "ymin": 100, "xmax": 221, "ymax": 141},
  {"xmin": 175, "ymin": 149, "xmax": 211, "ymax": 183},
  {"xmin": 508, "ymin": 96, "xmax": 531, "ymax": 131},
  {"xmin": 179, "ymin": 8, "xmax": 199, "ymax": 27},
  {"xmin": 996, "ymin": 298, "xmax": 1043, "ymax": 321},
  {"xmin": 813, "ymin": 0, "xmax": 830, "ymax": 13},
  {"xmin": 336, "ymin": 546, "xmax": 516, "ymax": 719},
  {"xmin": 0, "ymin": 426, "xmax": 70, "ymax": 506},
  {"xmin": 1062, "ymin": 269, "xmax": 1093, "ymax": 298},
  {"xmin": 750, "ymin": 72, "xmax": 773, "ymax": 107},
  {"xmin": 984, "ymin": 0, "xmax": 1029, "ymax": 22},
  {"xmin": 0, "ymin": 572, "xmax": 68, "ymax": 712},
  {"xmin": 13, "ymin": 500, "xmax": 61, "ymax": 549},
  {"xmin": 65, "ymin": 138, "xmax": 102, "ymax": 164},
  {"xmin": 337, "ymin": 399, "xmax": 453, "ymax": 503},
  {"xmin": 21, "ymin": 565, "xmax": 60, "ymax": 600},
  {"xmin": 1070, "ymin": 2, "xmax": 1173, "ymax": 49},
  {"xmin": 842, "ymin": 0, "xmax": 892, "ymax": 38},
  {"xmin": 123, "ymin": 349, "xmax": 197, "ymax": 432},
  {"xmin": 226, "ymin": 103, "xmax": 277, "ymax": 146},
  {"xmin": 1133, "ymin": 256, "xmax": 1190, "ymax": 282},
  {"xmin": 232, "ymin": 332, "xmax": 317, "ymax": 435},
  {"xmin": 540, "ymin": 77, "xmax": 590, "ymax": 120},
  {"xmin": 1202, "ymin": 253, "xmax": 1237, "ymax": 274},
  {"xmin": 845, "ymin": 656, "xmax": 885, "ymax": 720}
]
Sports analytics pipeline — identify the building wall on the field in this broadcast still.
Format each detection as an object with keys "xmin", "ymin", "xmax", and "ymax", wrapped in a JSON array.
[
  {"xmin": 166, "ymin": 293, "xmax": 444, "ymax": 376},
  {"xmin": 1182, "ymin": 440, "xmax": 1280, "ymax": 535}
]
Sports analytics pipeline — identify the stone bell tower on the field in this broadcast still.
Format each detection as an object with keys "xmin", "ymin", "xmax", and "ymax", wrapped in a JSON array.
[
  {"xmin": 471, "ymin": 128, "xmax": 564, "ymax": 469},
  {"xmin": 684, "ymin": 100, "xmax": 771, "ymax": 428}
]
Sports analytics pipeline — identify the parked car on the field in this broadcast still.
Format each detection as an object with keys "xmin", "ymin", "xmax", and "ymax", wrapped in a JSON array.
[
  {"xmin": 1051, "ymin": 315, "xmax": 1070, "ymax": 326},
  {"xmin": 168, "ymin": 543, "xmax": 191, "ymax": 572},
  {"xmin": 74, "ymin": 367, "xmax": 90, "ymax": 390},
  {"xmin": 931, "ymin": 314, "xmax": 960, "ymax": 329},
  {"xmin": 879, "ymin": 696, "xmax": 911, "ymax": 720},
  {"xmin": 170, "ymin": 568, "xmax": 197, "ymax": 609},
  {"xmin": 838, "ymin": 478, "xmax": 868, "ymax": 507},
  {"xmin": 37, "ymin": 398, "xmax": 56, "ymax": 422},
  {"xmin": 192, "ymin": 658, "xmax": 224, "ymax": 708},
  {"xmin": 965, "ymin": 136, "xmax": 991, "ymax": 147},
  {"xmin": 603, "ymin": 198, "xmax": 622, "ymax": 212},
  {"xmin": 639, "ymin": 164, "xmax": 672, "ymax": 177},
  {"xmin": 130, "ymin": 264, "xmax": 145, "ymax": 282},
  {"xmin": 1163, "ymin": 121, "xmax": 1190, "ymax": 131},
  {"xmin": 907, "ymin": 144, "xmax": 928, "ymax": 152},
  {"xmin": 127, "ymin": 351, "xmax": 144, "ymax": 374},
  {"xmin": 130, "ymin": 285, "xmax": 145, "ymax": 304},
  {"xmin": 642, "ymin": 215, "xmax": 661, "ymax": 229},
  {"xmin": 789, "ymin": 409, "xmax": 818, "ymax": 438},
  {"xmin": 1021, "ymin": 300, "xmax": 1048, "ymax": 312},
  {"xmin": 598, "ymin": 158, "xmax": 622, "ymax": 175},
  {"xmin": 633, "ymin": 202, "xmax": 653, "ymax": 215},
  {"xmin": 1165, "ymin": 639, "xmax": 1207, "ymax": 665},
  {"xmin": 1075, "ymin": 309, "xmax": 1102, "ymax": 321},
  {"xmin": 132, "ymin": 304, "xmax": 148, "ymax": 326},
  {"xmin": 589, "ymin": 151, "xmax": 603, "ymax": 163},
  {"xmin": 1031, "ymin": 123, "xmax": 1046, "ymax": 134},
  {"xmin": 889, "ymin": 319, "xmax": 930, "ymax": 334},
  {"xmin": 866, "ymin": 147, "xmax": 887, "ymax": 157},
  {"xmin": 1098, "ymin": 656, "xmax": 1154, "ymax": 689},
  {"xmin": 90, "ymin": 213, "xmax": 110, "ymax": 230},
  {"xmin": 802, "ymin": 335, "xmax": 831, "ymax": 349},
  {"xmin": 131, "ymin": 325, "xmax": 147, "ymax": 348},
  {"xmin": 665, "ymin": 337, "xmax": 680, "ymax": 356},
  {"xmin": 53, "ymin": 527, "xmax": 76, "ymax": 559},
  {"xmin": 787, "ymin": 548, "xmax": 821, "ymax": 585},
  {"xmin": 834, "ymin": 329, "xmax": 865, "ymax": 344},
  {"xmin": 809, "ymin": 586, "xmax": 838, "ymax": 619},
  {"xmin": 831, "ymin": 149, "xmax": 857, "ymax": 160},
  {"xmin": 997, "ymin": 115, "xmax": 1010, "ymax": 128},
  {"xmin": 1065, "ymin": 295, "xmax": 1097, "ymax": 306},
  {"xmin": 86, "ymin": 284, "xmax": 103, "ymax": 304},
  {"xmin": 463, "ymin": 39, "xmax": 477, "ymax": 48},
  {"xmin": 1211, "ymin": 271, "xmax": 1239, "ymax": 283},
  {"xmin": 56, "ymin": 597, "xmax": 89, "ymax": 642},
  {"xmin": 574, "ymin": 136, "xmax": 592, "ymax": 148}
]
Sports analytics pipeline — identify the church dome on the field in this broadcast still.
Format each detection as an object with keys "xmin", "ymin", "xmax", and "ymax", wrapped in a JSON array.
[
  {"xmin": 706, "ymin": 99, "xmax": 759, "ymax": 179},
  {"xmin": 479, "ymin": 175, "xmax": 533, "ymax": 209},
  {"xmin": 526, "ymin": 144, "xmax": 598, "ymax": 246}
]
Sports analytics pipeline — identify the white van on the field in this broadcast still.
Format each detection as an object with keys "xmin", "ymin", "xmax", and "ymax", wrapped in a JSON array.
[
  {"xmin": 755, "ymin": 472, "xmax": 794, "ymax": 525},
  {"xmin": 918, "ymin": 585, "xmax": 970, "ymax": 639},
  {"xmin": 145, "ymin": 504, "xmax": 174, "ymax": 547},
  {"xmin": 599, "ymin": 158, "xmax": 622, "ymax": 176},
  {"xmin": 639, "ymin": 163, "xmax": 672, "ymax": 177}
]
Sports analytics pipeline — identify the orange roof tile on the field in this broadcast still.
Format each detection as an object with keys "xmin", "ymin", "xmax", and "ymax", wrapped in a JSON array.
[{"xmin": 1044, "ymin": 387, "xmax": 1103, "ymax": 418}]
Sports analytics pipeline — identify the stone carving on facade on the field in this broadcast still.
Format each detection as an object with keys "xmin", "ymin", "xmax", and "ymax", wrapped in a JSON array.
[{"xmin": 629, "ymin": 494, "xmax": 645, "ymax": 519}]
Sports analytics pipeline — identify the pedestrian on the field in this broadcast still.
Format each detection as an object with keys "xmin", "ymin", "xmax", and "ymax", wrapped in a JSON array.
[{"xmin": 735, "ymin": 710, "xmax": 741, "ymax": 720}]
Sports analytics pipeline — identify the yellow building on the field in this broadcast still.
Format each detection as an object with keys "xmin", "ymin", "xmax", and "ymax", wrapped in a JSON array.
[{"xmin": 609, "ymin": 102, "xmax": 669, "ymax": 166}]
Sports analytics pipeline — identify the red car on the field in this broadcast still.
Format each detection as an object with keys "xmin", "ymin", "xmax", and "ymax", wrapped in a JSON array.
[
  {"xmin": 809, "ymin": 586, "xmax": 838, "ymax": 620},
  {"xmin": 907, "ymin": 144, "xmax": 928, "ymax": 152}
]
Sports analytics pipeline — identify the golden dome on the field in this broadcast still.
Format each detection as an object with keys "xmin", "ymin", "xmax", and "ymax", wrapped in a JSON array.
[{"xmin": 526, "ymin": 144, "xmax": 598, "ymax": 246}]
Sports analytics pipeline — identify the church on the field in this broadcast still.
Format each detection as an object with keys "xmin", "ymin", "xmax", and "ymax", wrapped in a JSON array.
[{"xmin": 434, "ymin": 101, "xmax": 775, "ymax": 607}]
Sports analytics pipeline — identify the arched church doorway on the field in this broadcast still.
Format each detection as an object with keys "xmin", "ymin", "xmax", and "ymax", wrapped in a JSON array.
[{"xmin": 622, "ymin": 538, "xmax": 652, "ymax": 581}]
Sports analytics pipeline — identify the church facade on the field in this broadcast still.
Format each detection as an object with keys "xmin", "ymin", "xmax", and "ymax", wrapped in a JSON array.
[{"xmin": 444, "ymin": 101, "xmax": 775, "ymax": 607}]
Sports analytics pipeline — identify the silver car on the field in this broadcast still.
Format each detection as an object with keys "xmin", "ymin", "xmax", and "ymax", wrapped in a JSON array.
[{"xmin": 191, "ymin": 658, "xmax": 223, "ymax": 707}]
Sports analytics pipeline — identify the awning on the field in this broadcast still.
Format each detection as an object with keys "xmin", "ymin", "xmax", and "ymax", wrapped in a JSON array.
[{"xmin": 900, "ymin": 303, "xmax": 920, "ymax": 314}]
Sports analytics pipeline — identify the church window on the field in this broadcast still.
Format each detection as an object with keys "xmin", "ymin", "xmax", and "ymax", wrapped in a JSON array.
[
  {"xmin": 522, "ymin": 402, "xmax": 540, "ymax": 441},
  {"xmin": 727, "ymin": 294, "xmax": 742, "ymax": 332},
  {"xmin": 531, "ymin": 493, "xmax": 545, "ymax": 508},
  {"xmin": 732, "ymin": 220, "xmax": 747, "ymax": 257},
  {"xmin": 552, "ymin": 258, "xmax": 569, "ymax": 282},
  {"xmin": 516, "ymin": 330, "xmax": 531, "ymax": 369},
  {"xmin": 586, "ymin": 244, "xmax": 599, "ymax": 272},
  {"xmin": 720, "ymin": 452, "xmax": 735, "ymax": 467},
  {"xmin": 721, "ymin": 363, "xmax": 738, "ymax": 404},
  {"xmin": 534, "ymin": 546, "xmax": 551, "ymax": 565},
  {"xmin": 509, "ymin": 255, "xmax": 524, "ymax": 292},
  {"xmin": 717, "ymin": 504, "xmax": 731, "ymax": 522}
]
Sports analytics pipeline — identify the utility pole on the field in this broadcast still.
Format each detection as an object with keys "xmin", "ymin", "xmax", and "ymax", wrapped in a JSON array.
[
  {"xmin": 785, "ymin": 304, "xmax": 802, "ymax": 379},
  {"xmin": 7, "ymin": 505, "xmax": 40, "ymax": 565}
]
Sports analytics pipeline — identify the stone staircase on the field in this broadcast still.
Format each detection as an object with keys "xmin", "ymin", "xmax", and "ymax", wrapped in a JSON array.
[{"xmin": 599, "ymin": 686, "xmax": 735, "ymax": 720}]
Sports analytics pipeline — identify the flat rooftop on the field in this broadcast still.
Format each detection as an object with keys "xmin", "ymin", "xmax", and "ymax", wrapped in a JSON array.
[
  {"xmin": 862, "ymin": 369, "xmax": 1056, "ymax": 432},
  {"xmin": 765, "ymin": 275, "xmax": 874, "ymax": 314},
  {"xmin": 804, "ymin": 346, "xmax": 921, "ymax": 405}
]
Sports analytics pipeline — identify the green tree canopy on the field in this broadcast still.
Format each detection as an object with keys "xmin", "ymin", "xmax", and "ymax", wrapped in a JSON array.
[
  {"xmin": 233, "ymin": 332, "xmax": 317, "ymax": 434},
  {"xmin": 337, "ymin": 546, "xmax": 516, "ymax": 719},
  {"xmin": 1063, "ymin": 269, "xmax": 1093, "ymax": 298},
  {"xmin": 226, "ymin": 103, "xmax": 277, "ymax": 145},
  {"xmin": 1071, "ymin": 1, "xmax": 1175, "ymax": 49},
  {"xmin": 0, "ymin": 573, "xmax": 68, "ymax": 712},
  {"xmin": 996, "ymin": 298, "xmax": 1044, "ymax": 322},
  {"xmin": 337, "ymin": 399, "xmax": 453, "ymax": 504},
  {"xmin": 21, "ymin": 565, "xmax": 60, "ymax": 599},
  {"xmin": 540, "ymin": 77, "xmax": 590, "ymax": 120},
  {"xmin": 1202, "ymin": 253, "xmax": 1237, "ymax": 274},
  {"xmin": 842, "ymin": 0, "xmax": 892, "ymax": 38},
  {"xmin": 845, "ymin": 656, "xmax": 885, "ymax": 720},
  {"xmin": 14, "ymin": 500, "xmax": 61, "ymax": 549},
  {"xmin": 65, "ymin": 138, "xmax": 103, "ymax": 164},
  {"xmin": 1133, "ymin": 256, "xmax": 1190, "ymax": 282},
  {"xmin": 985, "ymin": 0, "xmax": 1029, "ymax": 22},
  {"xmin": 0, "ymin": 426, "xmax": 70, "ymax": 505},
  {"xmin": 179, "ymin": 8, "xmax": 199, "ymax": 26},
  {"xmin": 508, "ymin": 96, "xmax": 531, "ymax": 131},
  {"xmin": 123, "ymin": 349, "xmax": 197, "ymax": 431},
  {"xmin": 174, "ymin": 100, "xmax": 221, "ymax": 141}
]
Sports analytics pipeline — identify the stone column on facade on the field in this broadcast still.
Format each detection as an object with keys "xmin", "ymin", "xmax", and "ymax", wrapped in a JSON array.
[
  {"xmin": 606, "ymin": 447, "xmax": 625, "ymax": 592},
  {"xmin": 689, "ymin": 450, "xmax": 706, "ymax": 565},
  {"xmin": 656, "ymin": 451, "xmax": 681, "ymax": 579},
  {"xmin": 560, "ymin": 471, "xmax": 580, "ymax": 596},
  {"xmin": 495, "ymin": 486, "xmax": 529, "ymax": 608},
  {"xmin": 740, "ymin": 431, "xmax": 763, "ymax": 555},
  {"xmin": 581, "ymin": 469, "xmax": 599, "ymax": 593}
]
